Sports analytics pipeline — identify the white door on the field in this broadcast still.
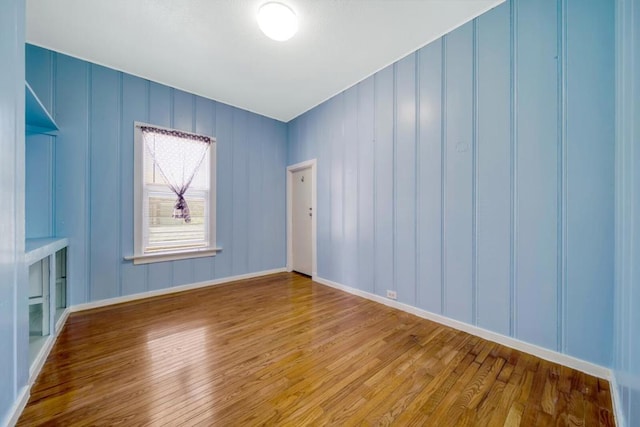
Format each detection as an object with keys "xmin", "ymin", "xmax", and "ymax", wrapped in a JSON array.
[{"xmin": 292, "ymin": 168, "xmax": 312, "ymax": 275}]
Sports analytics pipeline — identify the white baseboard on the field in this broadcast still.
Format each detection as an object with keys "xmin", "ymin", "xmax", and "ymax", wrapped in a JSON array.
[
  {"xmin": 71, "ymin": 268, "xmax": 287, "ymax": 313},
  {"xmin": 313, "ymin": 275, "xmax": 611, "ymax": 380},
  {"xmin": 55, "ymin": 308, "xmax": 70, "ymax": 333},
  {"xmin": 4, "ymin": 385, "xmax": 29, "ymax": 427},
  {"xmin": 609, "ymin": 372, "xmax": 626, "ymax": 427}
]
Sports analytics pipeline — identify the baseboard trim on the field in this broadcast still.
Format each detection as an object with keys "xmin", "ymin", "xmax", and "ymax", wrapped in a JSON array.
[
  {"xmin": 4, "ymin": 385, "xmax": 29, "ymax": 427},
  {"xmin": 313, "ymin": 275, "xmax": 611, "ymax": 380},
  {"xmin": 609, "ymin": 372, "xmax": 626, "ymax": 427},
  {"xmin": 71, "ymin": 268, "xmax": 288, "ymax": 313}
]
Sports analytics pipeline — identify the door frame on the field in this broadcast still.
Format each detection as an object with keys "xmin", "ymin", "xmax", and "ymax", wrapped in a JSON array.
[{"xmin": 286, "ymin": 159, "xmax": 317, "ymax": 277}]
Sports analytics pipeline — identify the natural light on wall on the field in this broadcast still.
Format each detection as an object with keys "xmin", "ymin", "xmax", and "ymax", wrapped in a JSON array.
[{"xmin": 257, "ymin": 2, "xmax": 298, "ymax": 41}]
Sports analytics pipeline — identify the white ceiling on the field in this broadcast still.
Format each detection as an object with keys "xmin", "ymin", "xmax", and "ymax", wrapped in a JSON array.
[{"xmin": 26, "ymin": 0, "xmax": 503, "ymax": 123}]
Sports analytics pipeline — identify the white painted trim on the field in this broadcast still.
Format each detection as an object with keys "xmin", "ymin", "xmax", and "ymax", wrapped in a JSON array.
[
  {"xmin": 29, "ymin": 307, "xmax": 71, "ymax": 383},
  {"xmin": 132, "ymin": 121, "xmax": 218, "ymax": 264},
  {"xmin": 124, "ymin": 247, "xmax": 222, "ymax": 265},
  {"xmin": 609, "ymin": 371, "xmax": 626, "ymax": 427},
  {"xmin": 24, "ymin": 237, "xmax": 69, "ymax": 266},
  {"xmin": 55, "ymin": 307, "xmax": 70, "ymax": 333},
  {"xmin": 4, "ymin": 385, "xmax": 29, "ymax": 427},
  {"xmin": 313, "ymin": 275, "xmax": 611, "ymax": 380},
  {"xmin": 29, "ymin": 337, "xmax": 53, "ymax": 382},
  {"xmin": 286, "ymin": 159, "xmax": 317, "ymax": 276},
  {"xmin": 71, "ymin": 268, "xmax": 287, "ymax": 312}
]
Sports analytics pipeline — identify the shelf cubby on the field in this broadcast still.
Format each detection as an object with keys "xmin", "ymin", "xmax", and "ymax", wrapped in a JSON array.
[{"xmin": 25, "ymin": 81, "xmax": 58, "ymax": 135}]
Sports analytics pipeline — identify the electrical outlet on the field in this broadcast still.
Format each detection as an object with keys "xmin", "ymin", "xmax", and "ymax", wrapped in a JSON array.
[{"xmin": 386, "ymin": 290, "xmax": 397, "ymax": 300}]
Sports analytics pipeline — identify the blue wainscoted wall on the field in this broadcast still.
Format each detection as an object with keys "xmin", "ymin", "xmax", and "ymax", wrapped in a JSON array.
[
  {"xmin": 288, "ymin": 0, "xmax": 615, "ymax": 367},
  {"xmin": 25, "ymin": 45, "xmax": 287, "ymax": 306},
  {"xmin": 0, "ymin": 0, "xmax": 27, "ymax": 424},
  {"xmin": 614, "ymin": 0, "xmax": 640, "ymax": 425}
]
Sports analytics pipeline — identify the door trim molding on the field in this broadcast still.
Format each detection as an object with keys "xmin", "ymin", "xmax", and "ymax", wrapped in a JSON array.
[{"xmin": 286, "ymin": 159, "xmax": 317, "ymax": 276}]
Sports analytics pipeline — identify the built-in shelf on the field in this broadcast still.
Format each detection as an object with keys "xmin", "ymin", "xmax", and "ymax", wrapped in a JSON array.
[
  {"xmin": 25, "ymin": 81, "xmax": 58, "ymax": 135},
  {"xmin": 28, "ymin": 296, "xmax": 44, "ymax": 305},
  {"xmin": 25, "ymin": 237, "xmax": 69, "ymax": 265},
  {"xmin": 23, "ymin": 81, "xmax": 69, "ymax": 388}
]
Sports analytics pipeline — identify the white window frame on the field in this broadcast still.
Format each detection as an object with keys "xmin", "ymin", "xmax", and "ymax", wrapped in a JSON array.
[{"xmin": 125, "ymin": 121, "xmax": 221, "ymax": 265}]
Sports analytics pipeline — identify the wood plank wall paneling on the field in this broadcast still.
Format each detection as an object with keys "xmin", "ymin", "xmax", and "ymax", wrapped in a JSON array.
[
  {"xmin": 25, "ymin": 44, "xmax": 288, "ymax": 307},
  {"xmin": 417, "ymin": 40, "xmax": 443, "ymax": 315},
  {"xmin": 90, "ymin": 65, "xmax": 120, "ymax": 301},
  {"xmin": 395, "ymin": 54, "xmax": 417, "ymax": 307},
  {"xmin": 565, "ymin": 0, "xmax": 615, "ymax": 368},
  {"xmin": 120, "ymin": 75, "xmax": 148, "ymax": 296},
  {"xmin": 0, "ymin": 0, "xmax": 25, "ymax": 422},
  {"xmin": 16, "ymin": 273, "xmax": 617, "ymax": 426},
  {"xmin": 356, "ymin": 76, "xmax": 375, "ymax": 295},
  {"xmin": 476, "ymin": 0, "xmax": 510, "ymax": 337},
  {"xmin": 444, "ymin": 21, "xmax": 474, "ymax": 325},
  {"xmin": 25, "ymin": 46, "xmax": 55, "ymax": 239},
  {"xmin": 25, "ymin": 135, "xmax": 54, "ymax": 238},
  {"xmin": 514, "ymin": 0, "xmax": 559, "ymax": 354},
  {"xmin": 286, "ymin": 0, "xmax": 615, "ymax": 367},
  {"xmin": 373, "ymin": 66, "xmax": 394, "ymax": 297},
  {"xmin": 614, "ymin": 0, "xmax": 640, "ymax": 425},
  {"xmin": 54, "ymin": 54, "xmax": 91, "ymax": 306}
]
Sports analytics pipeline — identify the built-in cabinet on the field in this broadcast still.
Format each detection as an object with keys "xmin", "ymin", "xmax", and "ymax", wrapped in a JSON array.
[
  {"xmin": 26, "ymin": 239, "xmax": 68, "ymax": 366},
  {"xmin": 24, "ymin": 81, "xmax": 68, "ymax": 373}
]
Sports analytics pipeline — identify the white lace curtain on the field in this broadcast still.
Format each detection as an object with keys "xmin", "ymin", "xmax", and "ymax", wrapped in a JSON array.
[{"xmin": 141, "ymin": 126, "xmax": 211, "ymax": 223}]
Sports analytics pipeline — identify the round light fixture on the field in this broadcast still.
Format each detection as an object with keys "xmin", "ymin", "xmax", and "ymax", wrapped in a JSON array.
[{"xmin": 257, "ymin": 2, "xmax": 298, "ymax": 42}]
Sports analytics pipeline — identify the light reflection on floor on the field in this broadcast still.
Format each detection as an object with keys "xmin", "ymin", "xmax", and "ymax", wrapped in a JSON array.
[{"xmin": 144, "ymin": 325, "xmax": 212, "ymax": 423}]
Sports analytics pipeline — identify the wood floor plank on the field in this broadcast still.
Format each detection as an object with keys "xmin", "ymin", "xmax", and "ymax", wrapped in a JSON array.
[{"xmin": 17, "ymin": 272, "xmax": 615, "ymax": 426}]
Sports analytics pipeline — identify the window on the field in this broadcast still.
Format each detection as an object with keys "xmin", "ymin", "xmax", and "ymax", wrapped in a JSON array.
[{"xmin": 128, "ymin": 122, "xmax": 219, "ymax": 265}]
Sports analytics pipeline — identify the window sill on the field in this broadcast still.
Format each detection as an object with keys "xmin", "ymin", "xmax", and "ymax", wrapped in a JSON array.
[{"xmin": 124, "ymin": 247, "xmax": 222, "ymax": 265}]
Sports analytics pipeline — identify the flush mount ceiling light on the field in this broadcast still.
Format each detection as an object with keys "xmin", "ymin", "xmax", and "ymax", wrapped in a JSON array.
[{"xmin": 257, "ymin": 2, "xmax": 298, "ymax": 42}]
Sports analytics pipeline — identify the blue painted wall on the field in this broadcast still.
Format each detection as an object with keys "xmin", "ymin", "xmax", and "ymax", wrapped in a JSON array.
[
  {"xmin": 25, "ymin": 45, "xmax": 288, "ymax": 306},
  {"xmin": 0, "ymin": 0, "xmax": 27, "ymax": 424},
  {"xmin": 614, "ymin": 0, "xmax": 640, "ymax": 425},
  {"xmin": 288, "ymin": 0, "xmax": 615, "ymax": 367}
]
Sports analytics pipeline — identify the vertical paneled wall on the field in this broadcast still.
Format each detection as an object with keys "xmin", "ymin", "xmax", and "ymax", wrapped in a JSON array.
[
  {"xmin": 26, "ymin": 45, "xmax": 287, "ymax": 306},
  {"xmin": 0, "ymin": 0, "xmax": 26, "ymax": 423},
  {"xmin": 287, "ymin": 0, "xmax": 615, "ymax": 366},
  {"xmin": 614, "ymin": 0, "xmax": 640, "ymax": 424}
]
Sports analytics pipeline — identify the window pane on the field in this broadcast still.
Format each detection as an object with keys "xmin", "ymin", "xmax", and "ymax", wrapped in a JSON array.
[
  {"xmin": 146, "ymin": 193, "xmax": 207, "ymax": 252},
  {"xmin": 190, "ymin": 150, "xmax": 209, "ymax": 190}
]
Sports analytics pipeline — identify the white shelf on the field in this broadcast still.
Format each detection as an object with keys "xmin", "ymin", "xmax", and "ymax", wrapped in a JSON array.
[
  {"xmin": 25, "ymin": 237, "xmax": 69, "ymax": 265},
  {"xmin": 28, "ymin": 296, "xmax": 43, "ymax": 305}
]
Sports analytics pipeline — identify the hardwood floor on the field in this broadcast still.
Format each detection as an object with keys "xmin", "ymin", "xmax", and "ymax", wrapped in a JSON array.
[{"xmin": 18, "ymin": 272, "xmax": 615, "ymax": 426}]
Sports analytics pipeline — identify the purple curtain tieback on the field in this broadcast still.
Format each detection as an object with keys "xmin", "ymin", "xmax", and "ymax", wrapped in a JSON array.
[{"xmin": 173, "ymin": 194, "xmax": 191, "ymax": 223}]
